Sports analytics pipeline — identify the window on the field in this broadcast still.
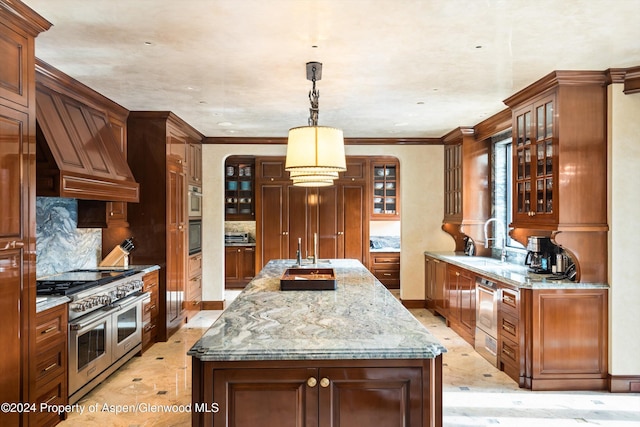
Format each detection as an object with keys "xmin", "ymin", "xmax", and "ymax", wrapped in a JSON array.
[{"xmin": 492, "ymin": 131, "xmax": 524, "ymax": 250}]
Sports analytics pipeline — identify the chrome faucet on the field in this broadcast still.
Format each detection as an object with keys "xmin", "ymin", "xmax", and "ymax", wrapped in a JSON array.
[{"xmin": 484, "ymin": 217, "xmax": 507, "ymax": 262}]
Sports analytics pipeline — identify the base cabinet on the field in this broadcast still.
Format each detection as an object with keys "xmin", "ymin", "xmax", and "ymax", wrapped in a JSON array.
[
  {"xmin": 370, "ymin": 252, "xmax": 400, "ymax": 289},
  {"xmin": 445, "ymin": 264, "xmax": 475, "ymax": 346},
  {"xmin": 31, "ymin": 304, "xmax": 68, "ymax": 427},
  {"xmin": 424, "ymin": 256, "xmax": 447, "ymax": 317},
  {"xmin": 193, "ymin": 358, "xmax": 441, "ymax": 427},
  {"xmin": 224, "ymin": 246, "xmax": 255, "ymax": 288},
  {"xmin": 141, "ymin": 270, "xmax": 160, "ymax": 353}
]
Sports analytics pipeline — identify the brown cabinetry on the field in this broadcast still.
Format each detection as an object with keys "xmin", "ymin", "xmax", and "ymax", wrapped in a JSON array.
[
  {"xmin": 256, "ymin": 157, "xmax": 369, "ymax": 269},
  {"xmin": 225, "ymin": 246, "xmax": 255, "ymax": 288},
  {"xmin": 194, "ymin": 360, "xmax": 433, "ymax": 427},
  {"xmin": 115, "ymin": 111, "xmax": 203, "ymax": 341},
  {"xmin": 142, "ymin": 269, "xmax": 160, "ymax": 353},
  {"xmin": 185, "ymin": 253, "xmax": 203, "ymax": 317},
  {"xmin": 225, "ymin": 156, "xmax": 254, "ymax": 220},
  {"xmin": 445, "ymin": 264, "xmax": 475, "ymax": 345},
  {"xmin": 497, "ymin": 285, "xmax": 523, "ymax": 384},
  {"xmin": 371, "ymin": 159, "xmax": 399, "ymax": 219},
  {"xmin": 441, "ymin": 127, "xmax": 490, "ymax": 253},
  {"xmin": 188, "ymin": 142, "xmax": 202, "ymax": 185},
  {"xmin": 504, "ymin": 72, "xmax": 609, "ymax": 283},
  {"xmin": 0, "ymin": 5, "xmax": 49, "ymax": 427},
  {"xmin": 31, "ymin": 304, "xmax": 68, "ymax": 427},
  {"xmin": 424, "ymin": 255, "xmax": 447, "ymax": 317},
  {"xmin": 370, "ymin": 252, "xmax": 400, "ymax": 289}
]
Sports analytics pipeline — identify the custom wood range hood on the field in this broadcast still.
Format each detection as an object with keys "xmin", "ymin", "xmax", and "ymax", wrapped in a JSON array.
[{"xmin": 35, "ymin": 59, "xmax": 139, "ymax": 203}]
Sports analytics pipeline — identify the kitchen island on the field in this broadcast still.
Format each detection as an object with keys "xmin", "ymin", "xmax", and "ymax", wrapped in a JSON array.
[{"xmin": 189, "ymin": 259, "xmax": 446, "ymax": 427}]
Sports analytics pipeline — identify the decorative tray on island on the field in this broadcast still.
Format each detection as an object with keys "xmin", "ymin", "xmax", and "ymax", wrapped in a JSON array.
[{"xmin": 280, "ymin": 268, "xmax": 337, "ymax": 291}]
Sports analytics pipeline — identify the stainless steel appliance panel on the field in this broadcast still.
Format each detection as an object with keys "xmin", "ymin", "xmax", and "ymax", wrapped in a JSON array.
[{"xmin": 475, "ymin": 277, "xmax": 498, "ymax": 367}]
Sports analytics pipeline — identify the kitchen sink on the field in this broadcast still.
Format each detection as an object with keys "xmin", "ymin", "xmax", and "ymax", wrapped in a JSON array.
[
  {"xmin": 290, "ymin": 259, "xmax": 333, "ymax": 268},
  {"xmin": 457, "ymin": 257, "xmax": 526, "ymax": 272}
]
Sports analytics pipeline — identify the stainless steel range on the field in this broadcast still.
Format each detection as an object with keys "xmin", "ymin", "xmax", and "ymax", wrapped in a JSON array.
[{"xmin": 37, "ymin": 269, "xmax": 149, "ymax": 404}]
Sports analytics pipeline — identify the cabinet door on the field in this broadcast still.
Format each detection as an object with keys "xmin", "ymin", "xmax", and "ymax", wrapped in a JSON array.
[
  {"xmin": 458, "ymin": 270, "xmax": 476, "ymax": 334},
  {"xmin": 241, "ymin": 247, "xmax": 256, "ymax": 281},
  {"xmin": 444, "ymin": 143, "xmax": 462, "ymax": 221},
  {"xmin": 425, "ymin": 257, "xmax": 435, "ymax": 308},
  {"xmin": 188, "ymin": 142, "xmax": 202, "ymax": 184},
  {"xmin": 257, "ymin": 184, "xmax": 287, "ymax": 268},
  {"xmin": 211, "ymin": 368, "xmax": 318, "ymax": 427},
  {"xmin": 225, "ymin": 247, "xmax": 241, "ymax": 282},
  {"xmin": 339, "ymin": 183, "xmax": 368, "ymax": 265},
  {"xmin": 446, "ymin": 266, "xmax": 460, "ymax": 322},
  {"xmin": 371, "ymin": 161, "xmax": 400, "ymax": 219},
  {"xmin": 512, "ymin": 95, "xmax": 557, "ymax": 226},
  {"xmin": 319, "ymin": 367, "xmax": 423, "ymax": 427},
  {"xmin": 0, "ymin": 106, "xmax": 29, "ymax": 426},
  {"xmin": 433, "ymin": 259, "xmax": 447, "ymax": 316},
  {"xmin": 166, "ymin": 156, "xmax": 186, "ymax": 331}
]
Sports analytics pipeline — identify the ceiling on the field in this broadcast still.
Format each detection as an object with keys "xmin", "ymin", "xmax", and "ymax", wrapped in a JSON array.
[{"xmin": 25, "ymin": 0, "xmax": 640, "ymax": 139}]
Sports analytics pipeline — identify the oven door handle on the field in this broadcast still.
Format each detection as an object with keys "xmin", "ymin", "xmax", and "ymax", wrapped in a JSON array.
[{"xmin": 69, "ymin": 305, "xmax": 121, "ymax": 331}]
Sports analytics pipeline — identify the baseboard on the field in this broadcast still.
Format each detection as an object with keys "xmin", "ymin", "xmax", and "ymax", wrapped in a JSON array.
[
  {"xmin": 609, "ymin": 374, "xmax": 640, "ymax": 392},
  {"xmin": 401, "ymin": 299, "xmax": 426, "ymax": 309},
  {"xmin": 201, "ymin": 300, "xmax": 224, "ymax": 310}
]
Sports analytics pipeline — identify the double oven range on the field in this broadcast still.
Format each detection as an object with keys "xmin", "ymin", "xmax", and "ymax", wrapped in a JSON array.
[{"xmin": 37, "ymin": 269, "xmax": 149, "ymax": 404}]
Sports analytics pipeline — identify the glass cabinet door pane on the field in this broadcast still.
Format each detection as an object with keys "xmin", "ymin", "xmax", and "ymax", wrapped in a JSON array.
[
  {"xmin": 524, "ymin": 112, "xmax": 531, "ymax": 144},
  {"xmin": 524, "ymin": 148, "xmax": 531, "ymax": 178},
  {"xmin": 536, "ymin": 105, "xmax": 545, "ymax": 141},
  {"xmin": 545, "ymin": 141, "xmax": 553, "ymax": 175},
  {"xmin": 545, "ymin": 102, "xmax": 554, "ymax": 138},
  {"xmin": 517, "ymin": 115, "xmax": 524, "ymax": 146}
]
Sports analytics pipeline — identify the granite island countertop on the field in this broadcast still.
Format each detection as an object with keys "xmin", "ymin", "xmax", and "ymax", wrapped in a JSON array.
[
  {"xmin": 188, "ymin": 259, "xmax": 446, "ymax": 362},
  {"xmin": 424, "ymin": 251, "xmax": 608, "ymax": 289}
]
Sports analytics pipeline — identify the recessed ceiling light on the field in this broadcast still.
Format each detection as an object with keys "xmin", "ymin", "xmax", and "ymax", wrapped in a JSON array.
[
  {"xmin": 144, "ymin": 41, "xmax": 152, "ymax": 45},
  {"xmin": 311, "ymin": 45, "xmax": 318, "ymax": 48},
  {"xmin": 476, "ymin": 45, "xmax": 482, "ymax": 49},
  {"xmin": 417, "ymin": 101, "xmax": 424, "ymax": 105}
]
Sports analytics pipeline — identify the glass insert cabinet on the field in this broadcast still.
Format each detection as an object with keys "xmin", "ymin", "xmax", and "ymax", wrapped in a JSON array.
[
  {"xmin": 225, "ymin": 156, "xmax": 255, "ymax": 220},
  {"xmin": 372, "ymin": 161, "xmax": 399, "ymax": 219},
  {"xmin": 513, "ymin": 94, "xmax": 556, "ymax": 224}
]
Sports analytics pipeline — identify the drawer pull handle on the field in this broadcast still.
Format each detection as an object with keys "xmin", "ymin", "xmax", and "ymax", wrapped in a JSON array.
[
  {"xmin": 502, "ymin": 346, "xmax": 515, "ymax": 359},
  {"xmin": 383, "ymin": 273, "xmax": 392, "ymax": 276},
  {"xmin": 503, "ymin": 295, "xmax": 515, "ymax": 304},
  {"xmin": 307, "ymin": 377, "xmax": 317, "ymax": 388},
  {"xmin": 320, "ymin": 378, "xmax": 330, "ymax": 388},
  {"xmin": 43, "ymin": 394, "xmax": 57, "ymax": 406},
  {"xmin": 502, "ymin": 322, "xmax": 516, "ymax": 334},
  {"xmin": 43, "ymin": 363, "xmax": 58, "ymax": 372},
  {"xmin": 42, "ymin": 326, "xmax": 57, "ymax": 335}
]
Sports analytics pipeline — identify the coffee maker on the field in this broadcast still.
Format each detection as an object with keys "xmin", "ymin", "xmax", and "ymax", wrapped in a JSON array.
[{"xmin": 524, "ymin": 236, "xmax": 553, "ymax": 273}]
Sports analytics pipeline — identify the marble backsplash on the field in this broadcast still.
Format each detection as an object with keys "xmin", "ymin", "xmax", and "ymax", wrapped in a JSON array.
[
  {"xmin": 224, "ymin": 221, "xmax": 256, "ymax": 241},
  {"xmin": 36, "ymin": 197, "xmax": 102, "ymax": 278}
]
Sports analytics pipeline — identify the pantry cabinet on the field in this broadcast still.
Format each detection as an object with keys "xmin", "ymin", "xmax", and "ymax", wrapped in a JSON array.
[
  {"xmin": 504, "ymin": 71, "xmax": 609, "ymax": 283},
  {"xmin": 255, "ymin": 157, "xmax": 369, "ymax": 270},
  {"xmin": 116, "ymin": 111, "xmax": 203, "ymax": 341},
  {"xmin": 193, "ymin": 360, "xmax": 433, "ymax": 427},
  {"xmin": 0, "ymin": 4, "xmax": 49, "ymax": 427}
]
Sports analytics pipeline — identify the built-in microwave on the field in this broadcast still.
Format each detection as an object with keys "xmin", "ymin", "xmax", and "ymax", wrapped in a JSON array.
[
  {"xmin": 188, "ymin": 185, "xmax": 202, "ymax": 217},
  {"xmin": 188, "ymin": 219, "xmax": 202, "ymax": 255}
]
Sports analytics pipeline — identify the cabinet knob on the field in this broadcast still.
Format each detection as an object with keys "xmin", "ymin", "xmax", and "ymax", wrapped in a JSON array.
[
  {"xmin": 320, "ymin": 378, "xmax": 330, "ymax": 388},
  {"xmin": 307, "ymin": 377, "xmax": 317, "ymax": 388},
  {"xmin": 109, "ymin": 211, "xmax": 114, "ymax": 216},
  {"xmin": 337, "ymin": 231, "xmax": 344, "ymax": 235},
  {"xmin": 455, "ymin": 272, "xmax": 460, "ymax": 276},
  {"xmin": 283, "ymin": 231, "xmax": 289, "ymax": 236},
  {"xmin": 237, "ymin": 249, "xmax": 241, "ymax": 252}
]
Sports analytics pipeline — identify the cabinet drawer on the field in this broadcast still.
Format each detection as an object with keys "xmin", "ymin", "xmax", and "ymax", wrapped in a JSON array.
[
  {"xmin": 501, "ymin": 288, "xmax": 519, "ymax": 314},
  {"xmin": 500, "ymin": 338, "xmax": 519, "ymax": 365},
  {"xmin": 34, "ymin": 340, "xmax": 66, "ymax": 386},
  {"xmin": 373, "ymin": 269, "xmax": 400, "ymax": 281},
  {"xmin": 499, "ymin": 313, "xmax": 519, "ymax": 342},
  {"xmin": 32, "ymin": 375, "xmax": 67, "ymax": 427},
  {"xmin": 35, "ymin": 306, "xmax": 67, "ymax": 348},
  {"xmin": 189, "ymin": 253, "xmax": 203, "ymax": 277},
  {"xmin": 371, "ymin": 254, "xmax": 400, "ymax": 266},
  {"xmin": 143, "ymin": 298, "xmax": 159, "ymax": 319}
]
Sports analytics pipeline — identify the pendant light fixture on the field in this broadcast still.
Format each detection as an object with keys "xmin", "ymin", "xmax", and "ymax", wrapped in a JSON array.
[{"xmin": 285, "ymin": 62, "xmax": 346, "ymax": 186}]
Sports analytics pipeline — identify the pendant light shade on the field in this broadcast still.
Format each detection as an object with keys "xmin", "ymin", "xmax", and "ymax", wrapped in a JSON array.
[
  {"xmin": 285, "ymin": 62, "xmax": 346, "ymax": 186},
  {"xmin": 285, "ymin": 126, "xmax": 346, "ymax": 173}
]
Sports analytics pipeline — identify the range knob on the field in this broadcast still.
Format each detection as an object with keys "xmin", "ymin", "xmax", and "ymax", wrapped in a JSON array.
[{"xmin": 72, "ymin": 302, "xmax": 86, "ymax": 312}]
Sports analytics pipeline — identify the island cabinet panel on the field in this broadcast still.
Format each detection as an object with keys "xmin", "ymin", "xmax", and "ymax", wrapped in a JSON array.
[
  {"xmin": 195, "ymin": 360, "xmax": 439, "ymax": 427},
  {"xmin": 528, "ymin": 289, "xmax": 608, "ymax": 391}
]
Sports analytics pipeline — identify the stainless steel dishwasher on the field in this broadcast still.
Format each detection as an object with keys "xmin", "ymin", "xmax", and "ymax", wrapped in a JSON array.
[{"xmin": 475, "ymin": 277, "xmax": 498, "ymax": 367}]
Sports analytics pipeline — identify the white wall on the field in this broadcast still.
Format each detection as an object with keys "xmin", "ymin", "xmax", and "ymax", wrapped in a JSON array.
[
  {"xmin": 201, "ymin": 144, "xmax": 454, "ymax": 303},
  {"xmin": 608, "ymin": 84, "xmax": 640, "ymax": 376}
]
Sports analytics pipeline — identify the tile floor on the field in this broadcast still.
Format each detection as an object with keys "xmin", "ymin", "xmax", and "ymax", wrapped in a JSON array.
[{"xmin": 59, "ymin": 291, "xmax": 640, "ymax": 427}]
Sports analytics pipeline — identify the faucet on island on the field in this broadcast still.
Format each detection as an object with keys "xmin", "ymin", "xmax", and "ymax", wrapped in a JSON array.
[{"xmin": 483, "ymin": 217, "xmax": 508, "ymax": 262}]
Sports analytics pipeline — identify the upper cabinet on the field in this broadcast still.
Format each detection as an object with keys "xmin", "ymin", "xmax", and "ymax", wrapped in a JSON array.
[
  {"xmin": 225, "ymin": 156, "xmax": 255, "ymax": 220},
  {"xmin": 443, "ymin": 142, "xmax": 462, "ymax": 222},
  {"xmin": 371, "ymin": 159, "xmax": 399, "ymax": 219},
  {"xmin": 504, "ymin": 71, "xmax": 609, "ymax": 282},
  {"xmin": 188, "ymin": 142, "xmax": 202, "ymax": 185}
]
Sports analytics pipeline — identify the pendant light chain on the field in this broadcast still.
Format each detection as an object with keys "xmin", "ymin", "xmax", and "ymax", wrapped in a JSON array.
[{"xmin": 308, "ymin": 65, "xmax": 320, "ymax": 127}]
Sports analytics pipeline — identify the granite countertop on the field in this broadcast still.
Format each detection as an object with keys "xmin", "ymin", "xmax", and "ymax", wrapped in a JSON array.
[
  {"xmin": 370, "ymin": 247, "xmax": 400, "ymax": 253},
  {"xmin": 188, "ymin": 259, "xmax": 446, "ymax": 362},
  {"xmin": 225, "ymin": 242, "xmax": 256, "ymax": 247},
  {"xmin": 36, "ymin": 295, "xmax": 71, "ymax": 313},
  {"xmin": 424, "ymin": 251, "xmax": 608, "ymax": 289}
]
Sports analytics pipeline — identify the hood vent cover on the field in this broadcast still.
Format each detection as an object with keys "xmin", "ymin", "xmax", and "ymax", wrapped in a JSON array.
[{"xmin": 35, "ymin": 59, "xmax": 139, "ymax": 203}]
